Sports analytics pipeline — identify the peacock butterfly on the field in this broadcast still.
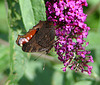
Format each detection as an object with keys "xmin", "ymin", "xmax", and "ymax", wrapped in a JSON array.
[{"xmin": 16, "ymin": 20, "xmax": 55, "ymax": 53}]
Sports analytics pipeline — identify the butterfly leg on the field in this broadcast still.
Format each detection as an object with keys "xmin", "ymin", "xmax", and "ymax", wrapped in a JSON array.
[{"xmin": 46, "ymin": 45, "xmax": 53, "ymax": 54}]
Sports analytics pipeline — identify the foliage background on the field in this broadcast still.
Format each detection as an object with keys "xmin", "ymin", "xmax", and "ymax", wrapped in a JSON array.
[{"xmin": 0, "ymin": 0, "xmax": 100, "ymax": 85}]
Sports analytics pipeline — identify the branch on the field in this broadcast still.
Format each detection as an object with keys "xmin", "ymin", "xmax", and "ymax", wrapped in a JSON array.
[
  {"xmin": 0, "ymin": 38, "xmax": 61, "ymax": 64},
  {"xmin": 31, "ymin": 52, "xmax": 61, "ymax": 64},
  {"xmin": 0, "ymin": 39, "xmax": 9, "ymax": 46},
  {"xmin": 86, "ymin": 1, "xmax": 100, "ymax": 15}
]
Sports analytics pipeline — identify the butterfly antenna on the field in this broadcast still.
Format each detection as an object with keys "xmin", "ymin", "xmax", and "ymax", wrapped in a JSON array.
[
  {"xmin": 33, "ymin": 52, "xmax": 46, "ymax": 70},
  {"xmin": 34, "ymin": 51, "xmax": 46, "ymax": 61}
]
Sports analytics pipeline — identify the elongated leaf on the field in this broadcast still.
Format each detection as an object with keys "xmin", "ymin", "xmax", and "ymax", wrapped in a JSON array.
[
  {"xmin": 6, "ymin": 0, "xmax": 46, "ymax": 84},
  {"xmin": 30, "ymin": 0, "xmax": 46, "ymax": 24},
  {"xmin": 19, "ymin": 0, "xmax": 35, "ymax": 31},
  {"xmin": 19, "ymin": 0, "xmax": 46, "ymax": 31}
]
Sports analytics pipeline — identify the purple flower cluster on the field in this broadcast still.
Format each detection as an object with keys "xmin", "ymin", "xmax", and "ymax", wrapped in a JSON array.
[{"xmin": 46, "ymin": 0, "xmax": 94, "ymax": 75}]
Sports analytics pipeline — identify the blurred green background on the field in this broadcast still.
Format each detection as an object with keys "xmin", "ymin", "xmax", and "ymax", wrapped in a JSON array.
[{"xmin": 0, "ymin": 0, "xmax": 100, "ymax": 85}]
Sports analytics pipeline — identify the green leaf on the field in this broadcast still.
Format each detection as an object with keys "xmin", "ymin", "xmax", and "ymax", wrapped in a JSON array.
[
  {"xmin": 30, "ymin": 0, "xmax": 46, "ymax": 24},
  {"xmin": 19, "ymin": 0, "xmax": 46, "ymax": 31},
  {"xmin": 24, "ymin": 61, "xmax": 43, "ymax": 81},
  {"xmin": 6, "ymin": 0, "xmax": 46, "ymax": 84},
  {"xmin": 19, "ymin": 0, "xmax": 35, "ymax": 31},
  {"xmin": 65, "ymin": 71, "xmax": 74, "ymax": 85},
  {"xmin": 75, "ymin": 81, "xmax": 92, "ymax": 85},
  {"xmin": 6, "ymin": 29, "xmax": 28, "ymax": 85},
  {"xmin": 52, "ymin": 71, "xmax": 63, "ymax": 85},
  {"xmin": 0, "ymin": 45, "xmax": 9, "ymax": 72},
  {"xmin": 86, "ymin": 32, "xmax": 100, "ymax": 49},
  {"xmin": 0, "ymin": 2, "xmax": 8, "ymax": 34}
]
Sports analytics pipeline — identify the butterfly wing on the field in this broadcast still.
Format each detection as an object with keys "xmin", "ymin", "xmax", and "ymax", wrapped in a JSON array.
[
  {"xmin": 16, "ymin": 21, "xmax": 55, "ymax": 53},
  {"xmin": 35, "ymin": 21, "xmax": 55, "ymax": 48}
]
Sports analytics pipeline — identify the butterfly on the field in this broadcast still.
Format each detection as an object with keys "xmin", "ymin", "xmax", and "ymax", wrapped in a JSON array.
[{"xmin": 16, "ymin": 20, "xmax": 55, "ymax": 53}]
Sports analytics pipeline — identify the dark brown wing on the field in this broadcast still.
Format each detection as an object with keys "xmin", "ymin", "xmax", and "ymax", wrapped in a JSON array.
[
  {"xmin": 35, "ymin": 21, "xmax": 55, "ymax": 48},
  {"xmin": 22, "ymin": 33, "xmax": 54, "ymax": 52},
  {"xmin": 17, "ymin": 20, "xmax": 55, "ymax": 53},
  {"xmin": 22, "ymin": 35, "xmax": 42, "ymax": 52}
]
